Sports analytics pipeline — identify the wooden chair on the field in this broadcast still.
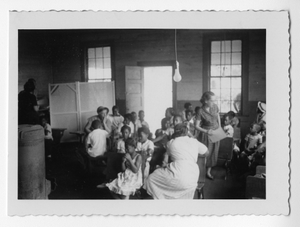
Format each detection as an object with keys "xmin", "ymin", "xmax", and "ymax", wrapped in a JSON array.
[
  {"xmin": 218, "ymin": 137, "xmax": 234, "ymax": 180},
  {"xmin": 245, "ymin": 165, "xmax": 266, "ymax": 199}
]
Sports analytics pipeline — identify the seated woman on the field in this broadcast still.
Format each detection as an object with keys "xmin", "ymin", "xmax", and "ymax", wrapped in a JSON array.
[{"xmin": 143, "ymin": 123, "xmax": 208, "ymax": 199}]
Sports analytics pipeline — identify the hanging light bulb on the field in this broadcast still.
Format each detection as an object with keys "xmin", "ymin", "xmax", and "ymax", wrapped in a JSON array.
[
  {"xmin": 173, "ymin": 29, "xmax": 182, "ymax": 82},
  {"xmin": 173, "ymin": 61, "xmax": 182, "ymax": 82}
]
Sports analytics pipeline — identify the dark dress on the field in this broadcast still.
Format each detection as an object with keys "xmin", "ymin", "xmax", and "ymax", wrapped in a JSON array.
[
  {"xmin": 197, "ymin": 103, "xmax": 220, "ymax": 167},
  {"xmin": 18, "ymin": 90, "xmax": 39, "ymax": 125}
]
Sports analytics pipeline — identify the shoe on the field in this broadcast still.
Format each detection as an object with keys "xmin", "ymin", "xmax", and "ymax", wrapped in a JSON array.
[
  {"xmin": 96, "ymin": 182, "xmax": 107, "ymax": 189},
  {"xmin": 206, "ymin": 173, "xmax": 214, "ymax": 180}
]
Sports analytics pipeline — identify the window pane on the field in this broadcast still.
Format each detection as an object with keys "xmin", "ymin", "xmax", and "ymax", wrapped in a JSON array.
[
  {"xmin": 96, "ymin": 58, "xmax": 103, "ymax": 69},
  {"xmin": 104, "ymin": 58, "xmax": 111, "ymax": 68},
  {"xmin": 221, "ymin": 41, "xmax": 231, "ymax": 53},
  {"xmin": 210, "ymin": 65, "xmax": 221, "ymax": 76},
  {"xmin": 221, "ymin": 78, "xmax": 231, "ymax": 89},
  {"xmin": 221, "ymin": 100, "xmax": 231, "ymax": 113},
  {"xmin": 88, "ymin": 59, "xmax": 96, "ymax": 78},
  {"xmin": 231, "ymin": 78, "xmax": 241, "ymax": 89},
  {"xmin": 232, "ymin": 40, "xmax": 241, "ymax": 52},
  {"xmin": 211, "ymin": 65, "xmax": 221, "ymax": 76},
  {"xmin": 88, "ymin": 48, "xmax": 95, "ymax": 59},
  {"xmin": 232, "ymin": 53, "xmax": 241, "ymax": 64},
  {"xmin": 232, "ymin": 65, "xmax": 242, "ymax": 76},
  {"xmin": 211, "ymin": 78, "xmax": 221, "ymax": 89},
  {"xmin": 221, "ymin": 53, "xmax": 231, "ymax": 65},
  {"xmin": 211, "ymin": 53, "xmax": 221, "ymax": 64},
  {"xmin": 103, "ymin": 68, "xmax": 111, "ymax": 79},
  {"xmin": 96, "ymin": 48, "xmax": 103, "ymax": 58},
  {"xmin": 96, "ymin": 67, "xmax": 104, "ymax": 79},
  {"xmin": 220, "ymin": 88, "xmax": 231, "ymax": 100},
  {"xmin": 221, "ymin": 65, "xmax": 231, "ymax": 76},
  {"xmin": 211, "ymin": 41, "xmax": 221, "ymax": 53},
  {"xmin": 103, "ymin": 47, "xmax": 111, "ymax": 57},
  {"xmin": 211, "ymin": 89, "xmax": 221, "ymax": 100}
]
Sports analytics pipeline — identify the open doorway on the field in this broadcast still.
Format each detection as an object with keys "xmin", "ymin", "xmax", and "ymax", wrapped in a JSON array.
[{"xmin": 144, "ymin": 66, "xmax": 173, "ymax": 133}]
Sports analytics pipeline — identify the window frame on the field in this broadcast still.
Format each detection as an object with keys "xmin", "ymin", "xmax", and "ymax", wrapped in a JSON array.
[
  {"xmin": 81, "ymin": 41, "xmax": 115, "ymax": 83},
  {"xmin": 203, "ymin": 31, "xmax": 249, "ymax": 116}
]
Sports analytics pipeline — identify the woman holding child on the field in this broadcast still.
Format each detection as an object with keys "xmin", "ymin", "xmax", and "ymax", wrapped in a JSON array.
[
  {"xmin": 144, "ymin": 123, "xmax": 208, "ymax": 199},
  {"xmin": 194, "ymin": 91, "xmax": 221, "ymax": 180}
]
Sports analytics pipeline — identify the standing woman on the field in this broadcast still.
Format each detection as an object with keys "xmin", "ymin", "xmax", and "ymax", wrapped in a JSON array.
[{"xmin": 194, "ymin": 91, "xmax": 221, "ymax": 180}]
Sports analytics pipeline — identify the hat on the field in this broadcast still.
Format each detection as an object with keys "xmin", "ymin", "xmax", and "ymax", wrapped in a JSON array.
[
  {"xmin": 257, "ymin": 102, "xmax": 266, "ymax": 113},
  {"xmin": 97, "ymin": 106, "xmax": 109, "ymax": 114}
]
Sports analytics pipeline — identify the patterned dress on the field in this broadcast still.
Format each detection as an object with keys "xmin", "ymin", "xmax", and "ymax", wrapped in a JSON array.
[
  {"xmin": 106, "ymin": 154, "xmax": 142, "ymax": 196},
  {"xmin": 197, "ymin": 103, "xmax": 220, "ymax": 167}
]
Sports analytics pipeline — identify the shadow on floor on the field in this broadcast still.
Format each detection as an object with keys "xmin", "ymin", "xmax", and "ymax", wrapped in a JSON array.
[{"xmin": 48, "ymin": 143, "xmax": 247, "ymax": 200}]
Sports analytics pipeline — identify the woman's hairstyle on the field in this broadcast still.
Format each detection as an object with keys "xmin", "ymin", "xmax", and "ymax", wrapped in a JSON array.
[
  {"xmin": 138, "ymin": 126, "xmax": 150, "ymax": 136},
  {"xmin": 24, "ymin": 81, "xmax": 35, "ymax": 93},
  {"xmin": 125, "ymin": 137, "xmax": 137, "ymax": 148},
  {"xmin": 121, "ymin": 125, "xmax": 131, "ymax": 133},
  {"xmin": 166, "ymin": 107, "xmax": 175, "ymax": 116},
  {"xmin": 172, "ymin": 123, "xmax": 188, "ymax": 139},
  {"xmin": 161, "ymin": 117, "xmax": 170, "ymax": 130},
  {"xmin": 124, "ymin": 113, "xmax": 132, "ymax": 121},
  {"xmin": 184, "ymin": 102, "xmax": 192, "ymax": 109},
  {"xmin": 200, "ymin": 91, "xmax": 215, "ymax": 106},
  {"xmin": 91, "ymin": 120, "xmax": 102, "ymax": 129}
]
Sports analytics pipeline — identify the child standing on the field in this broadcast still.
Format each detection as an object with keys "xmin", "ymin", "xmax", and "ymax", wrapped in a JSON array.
[
  {"xmin": 118, "ymin": 113, "xmax": 134, "ymax": 137},
  {"xmin": 106, "ymin": 138, "xmax": 142, "ymax": 199},
  {"xmin": 152, "ymin": 117, "xmax": 172, "ymax": 147},
  {"xmin": 136, "ymin": 126, "xmax": 154, "ymax": 182},
  {"xmin": 184, "ymin": 109, "xmax": 195, "ymax": 137},
  {"xmin": 85, "ymin": 120, "xmax": 110, "ymax": 158},
  {"xmin": 136, "ymin": 110, "xmax": 150, "ymax": 130},
  {"xmin": 223, "ymin": 113, "xmax": 234, "ymax": 138},
  {"xmin": 117, "ymin": 125, "xmax": 131, "ymax": 154}
]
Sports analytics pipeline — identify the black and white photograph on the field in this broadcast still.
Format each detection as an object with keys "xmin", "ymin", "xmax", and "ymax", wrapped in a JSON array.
[{"xmin": 7, "ymin": 11, "xmax": 289, "ymax": 216}]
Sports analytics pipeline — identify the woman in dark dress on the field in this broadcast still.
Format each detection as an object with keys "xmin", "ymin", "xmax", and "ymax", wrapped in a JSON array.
[
  {"xmin": 194, "ymin": 91, "xmax": 221, "ymax": 180},
  {"xmin": 18, "ymin": 80, "xmax": 39, "ymax": 125}
]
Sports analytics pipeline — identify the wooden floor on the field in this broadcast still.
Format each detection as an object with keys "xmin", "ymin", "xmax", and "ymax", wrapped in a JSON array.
[{"xmin": 48, "ymin": 143, "xmax": 247, "ymax": 200}]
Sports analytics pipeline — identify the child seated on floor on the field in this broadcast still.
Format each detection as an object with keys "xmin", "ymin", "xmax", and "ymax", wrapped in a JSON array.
[
  {"xmin": 105, "ymin": 138, "xmax": 143, "ymax": 199},
  {"xmin": 117, "ymin": 125, "xmax": 131, "ymax": 154},
  {"xmin": 136, "ymin": 126, "xmax": 154, "ymax": 182},
  {"xmin": 85, "ymin": 120, "xmax": 110, "ymax": 158}
]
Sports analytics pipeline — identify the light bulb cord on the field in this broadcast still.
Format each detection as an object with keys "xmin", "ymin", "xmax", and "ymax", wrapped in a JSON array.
[{"xmin": 175, "ymin": 29, "xmax": 178, "ymax": 64}]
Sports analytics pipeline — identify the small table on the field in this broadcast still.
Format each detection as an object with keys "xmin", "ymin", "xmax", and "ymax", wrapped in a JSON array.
[{"xmin": 69, "ymin": 131, "xmax": 85, "ymax": 144}]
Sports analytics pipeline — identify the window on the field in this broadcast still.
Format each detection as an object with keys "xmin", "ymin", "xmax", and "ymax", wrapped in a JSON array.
[
  {"xmin": 209, "ymin": 40, "xmax": 242, "ymax": 114},
  {"xmin": 87, "ymin": 46, "xmax": 112, "ymax": 82}
]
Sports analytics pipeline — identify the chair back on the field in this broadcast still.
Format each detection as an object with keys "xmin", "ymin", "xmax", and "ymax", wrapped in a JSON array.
[{"xmin": 218, "ymin": 137, "xmax": 234, "ymax": 161}]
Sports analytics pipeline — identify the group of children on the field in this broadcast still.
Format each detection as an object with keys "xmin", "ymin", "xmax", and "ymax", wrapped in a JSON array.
[{"xmin": 40, "ymin": 101, "xmax": 266, "ymax": 199}]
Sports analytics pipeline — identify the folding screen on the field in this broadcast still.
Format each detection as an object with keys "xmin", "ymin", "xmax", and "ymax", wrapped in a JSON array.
[{"xmin": 49, "ymin": 81, "xmax": 115, "ymax": 142}]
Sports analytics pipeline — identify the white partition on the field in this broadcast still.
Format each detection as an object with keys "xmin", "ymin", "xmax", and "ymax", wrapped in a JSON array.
[{"xmin": 49, "ymin": 81, "xmax": 115, "ymax": 142}]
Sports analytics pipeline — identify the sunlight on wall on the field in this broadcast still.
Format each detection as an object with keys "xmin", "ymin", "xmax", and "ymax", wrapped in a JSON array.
[{"xmin": 144, "ymin": 66, "xmax": 173, "ymax": 133}]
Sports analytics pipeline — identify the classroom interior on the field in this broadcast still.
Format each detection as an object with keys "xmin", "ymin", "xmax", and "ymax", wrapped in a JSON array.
[{"xmin": 18, "ymin": 29, "xmax": 266, "ymax": 200}]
